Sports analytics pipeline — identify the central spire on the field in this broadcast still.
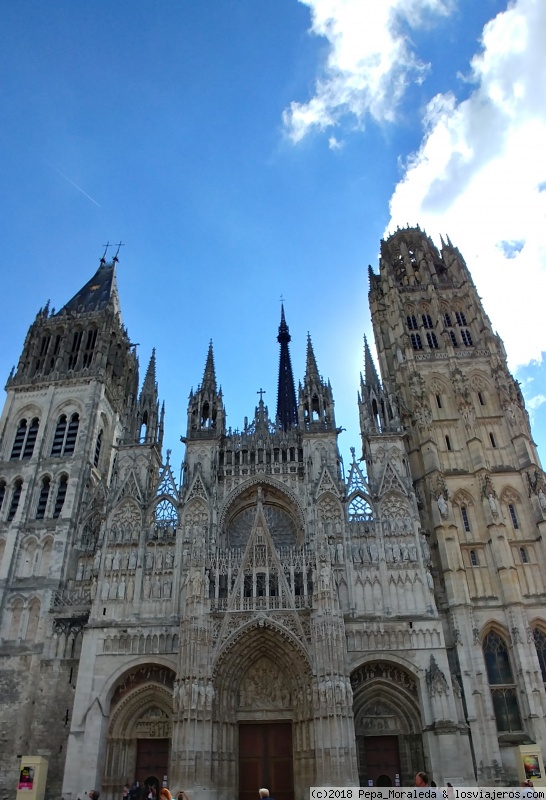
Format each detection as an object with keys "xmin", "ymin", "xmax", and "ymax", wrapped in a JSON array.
[{"xmin": 276, "ymin": 304, "xmax": 298, "ymax": 430}]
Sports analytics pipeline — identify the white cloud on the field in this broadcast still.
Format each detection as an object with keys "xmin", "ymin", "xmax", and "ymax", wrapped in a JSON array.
[
  {"xmin": 328, "ymin": 135, "xmax": 344, "ymax": 150},
  {"xmin": 283, "ymin": 0, "xmax": 452, "ymax": 141},
  {"xmin": 526, "ymin": 394, "xmax": 546, "ymax": 412},
  {"xmin": 388, "ymin": 0, "xmax": 546, "ymax": 369}
]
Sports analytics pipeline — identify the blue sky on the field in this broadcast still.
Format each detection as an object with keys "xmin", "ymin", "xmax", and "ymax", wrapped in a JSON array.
[{"xmin": 1, "ymin": 0, "xmax": 546, "ymax": 477}]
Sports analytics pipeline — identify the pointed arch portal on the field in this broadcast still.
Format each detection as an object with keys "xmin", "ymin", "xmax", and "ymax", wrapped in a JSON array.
[
  {"xmin": 213, "ymin": 619, "xmax": 312, "ymax": 800},
  {"xmin": 351, "ymin": 661, "xmax": 425, "ymax": 787},
  {"xmin": 102, "ymin": 664, "xmax": 176, "ymax": 799}
]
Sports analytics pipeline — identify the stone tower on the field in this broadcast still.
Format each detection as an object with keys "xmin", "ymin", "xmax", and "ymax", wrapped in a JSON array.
[
  {"xmin": 367, "ymin": 227, "xmax": 546, "ymax": 784},
  {"xmin": 0, "ymin": 254, "xmax": 139, "ymax": 788}
]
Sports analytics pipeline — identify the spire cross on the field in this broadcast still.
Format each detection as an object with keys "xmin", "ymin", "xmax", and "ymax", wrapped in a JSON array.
[
  {"xmin": 113, "ymin": 241, "xmax": 125, "ymax": 260},
  {"xmin": 257, "ymin": 388, "xmax": 266, "ymax": 402},
  {"xmin": 280, "ymin": 294, "xmax": 284, "ymax": 304},
  {"xmin": 101, "ymin": 242, "xmax": 111, "ymax": 261}
]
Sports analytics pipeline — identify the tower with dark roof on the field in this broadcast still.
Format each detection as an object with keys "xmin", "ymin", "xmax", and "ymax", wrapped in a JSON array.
[{"xmin": 276, "ymin": 305, "xmax": 298, "ymax": 430}]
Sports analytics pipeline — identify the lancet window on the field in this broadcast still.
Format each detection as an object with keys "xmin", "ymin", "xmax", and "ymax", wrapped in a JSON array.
[
  {"xmin": 51, "ymin": 413, "xmax": 79, "ymax": 457},
  {"xmin": 532, "ymin": 628, "xmax": 546, "ymax": 686},
  {"xmin": 483, "ymin": 631, "xmax": 522, "ymax": 732},
  {"xmin": 53, "ymin": 475, "xmax": 68, "ymax": 518},
  {"xmin": 94, "ymin": 430, "xmax": 103, "ymax": 468},
  {"xmin": 35, "ymin": 476, "xmax": 51, "ymax": 519},
  {"xmin": 11, "ymin": 417, "xmax": 40, "ymax": 460},
  {"xmin": 8, "ymin": 479, "xmax": 23, "ymax": 522},
  {"xmin": 426, "ymin": 332, "xmax": 439, "ymax": 349}
]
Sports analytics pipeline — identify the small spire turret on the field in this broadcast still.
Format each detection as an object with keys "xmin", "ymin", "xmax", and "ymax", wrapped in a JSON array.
[
  {"xmin": 187, "ymin": 341, "xmax": 224, "ymax": 438},
  {"xmin": 298, "ymin": 333, "xmax": 335, "ymax": 430}
]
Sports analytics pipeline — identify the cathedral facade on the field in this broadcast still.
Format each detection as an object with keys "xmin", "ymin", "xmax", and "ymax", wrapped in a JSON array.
[{"xmin": 0, "ymin": 229, "xmax": 545, "ymax": 800}]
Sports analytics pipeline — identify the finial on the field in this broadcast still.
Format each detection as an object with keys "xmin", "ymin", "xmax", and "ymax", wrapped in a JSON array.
[
  {"xmin": 166, "ymin": 448, "xmax": 172, "ymax": 464},
  {"xmin": 113, "ymin": 241, "xmax": 124, "ymax": 261},
  {"xmin": 257, "ymin": 388, "xmax": 266, "ymax": 403},
  {"xmin": 101, "ymin": 242, "xmax": 111, "ymax": 263},
  {"xmin": 350, "ymin": 446, "xmax": 356, "ymax": 461}
]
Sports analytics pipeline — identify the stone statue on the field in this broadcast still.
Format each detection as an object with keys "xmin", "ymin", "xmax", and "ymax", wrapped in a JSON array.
[
  {"xmin": 437, "ymin": 493, "xmax": 448, "ymax": 519},
  {"xmin": 538, "ymin": 488, "xmax": 546, "ymax": 511},
  {"xmin": 113, "ymin": 551, "xmax": 121, "ymax": 571},
  {"xmin": 129, "ymin": 549, "xmax": 138, "ymax": 570},
  {"xmin": 487, "ymin": 492, "xmax": 498, "ymax": 516},
  {"xmin": 155, "ymin": 548, "xmax": 163, "ymax": 570},
  {"xmin": 426, "ymin": 570, "xmax": 434, "ymax": 592},
  {"xmin": 166, "ymin": 549, "xmax": 174, "ymax": 569},
  {"xmin": 93, "ymin": 548, "xmax": 102, "ymax": 572}
]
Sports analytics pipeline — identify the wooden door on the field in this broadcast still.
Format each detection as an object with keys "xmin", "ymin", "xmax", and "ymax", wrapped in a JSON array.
[
  {"xmin": 239, "ymin": 722, "xmax": 293, "ymax": 800},
  {"xmin": 136, "ymin": 738, "xmax": 170, "ymax": 789},
  {"xmin": 364, "ymin": 735, "xmax": 401, "ymax": 786}
]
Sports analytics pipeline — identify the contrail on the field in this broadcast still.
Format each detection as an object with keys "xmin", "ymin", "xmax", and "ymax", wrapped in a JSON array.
[{"xmin": 50, "ymin": 164, "xmax": 102, "ymax": 207}]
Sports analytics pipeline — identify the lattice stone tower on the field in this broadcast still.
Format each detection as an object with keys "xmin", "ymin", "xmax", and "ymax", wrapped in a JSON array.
[{"xmin": 366, "ymin": 227, "xmax": 546, "ymax": 784}]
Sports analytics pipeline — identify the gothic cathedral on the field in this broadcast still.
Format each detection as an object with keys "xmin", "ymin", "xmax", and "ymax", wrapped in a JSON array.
[{"xmin": 0, "ymin": 228, "xmax": 545, "ymax": 800}]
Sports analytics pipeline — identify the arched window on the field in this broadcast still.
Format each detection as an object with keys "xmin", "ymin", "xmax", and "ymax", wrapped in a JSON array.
[
  {"xmin": 483, "ymin": 631, "xmax": 522, "ymax": 732},
  {"xmin": 68, "ymin": 330, "xmax": 83, "ymax": 369},
  {"xmin": 10, "ymin": 418, "xmax": 39, "ymax": 460},
  {"xmin": 532, "ymin": 628, "xmax": 546, "ymax": 685},
  {"xmin": 520, "ymin": 547, "xmax": 529, "ymax": 564},
  {"xmin": 35, "ymin": 476, "xmax": 51, "ymax": 519},
  {"xmin": 426, "ymin": 332, "xmax": 439, "ymax": 349},
  {"xmin": 94, "ymin": 430, "xmax": 103, "ymax": 468},
  {"xmin": 461, "ymin": 505, "xmax": 471, "ymax": 532},
  {"xmin": 469, "ymin": 549, "xmax": 479, "ymax": 566},
  {"xmin": 82, "ymin": 328, "xmax": 98, "ymax": 368},
  {"xmin": 0, "ymin": 479, "xmax": 5, "ymax": 512},
  {"xmin": 508, "ymin": 504, "xmax": 519, "ymax": 529},
  {"xmin": 64, "ymin": 414, "xmax": 79, "ymax": 455},
  {"xmin": 53, "ymin": 475, "xmax": 68, "ymax": 518},
  {"xmin": 51, "ymin": 413, "xmax": 79, "ymax": 457},
  {"xmin": 406, "ymin": 314, "xmax": 418, "ymax": 331},
  {"xmin": 461, "ymin": 329, "xmax": 473, "ymax": 346},
  {"xmin": 8, "ymin": 599, "xmax": 23, "ymax": 640},
  {"xmin": 38, "ymin": 539, "xmax": 52, "ymax": 577},
  {"xmin": 410, "ymin": 333, "xmax": 423, "ymax": 350},
  {"xmin": 422, "ymin": 313, "xmax": 434, "ymax": 330},
  {"xmin": 25, "ymin": 599, "xmax": 41, "ymax": 641},
  {"xmin": 51, "ymin": 415, "xmax": 67, "ymax": 456},
  {"xmin": 449, "ymin": 330, "xmax": 459, "ymax": 348},
  {"xmin": 455, "ymin": 311, "xmax": 468, "ymax": 326},
  {"xmin": 8, "ymin": 479, "xmax": 23, "ymax": 522}
]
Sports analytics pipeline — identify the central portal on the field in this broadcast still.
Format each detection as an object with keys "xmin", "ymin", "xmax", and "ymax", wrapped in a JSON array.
[{"xmin": 239, "ymin": 722, "xmax": 294, "ymax": 800}]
